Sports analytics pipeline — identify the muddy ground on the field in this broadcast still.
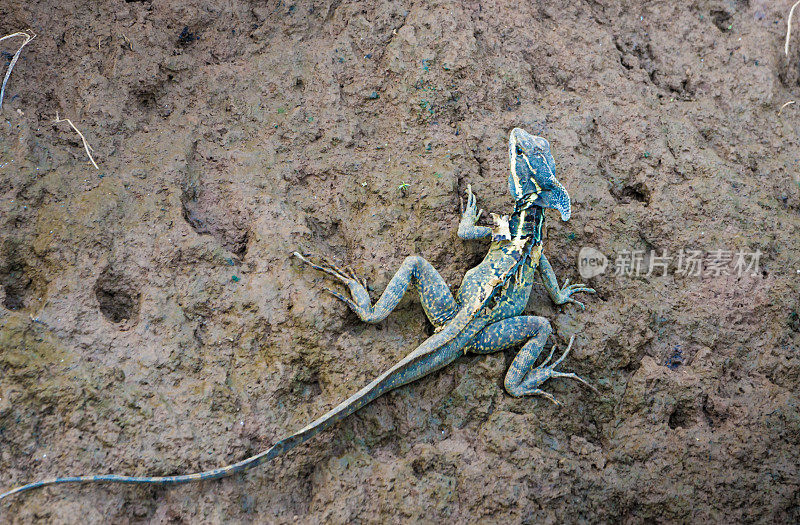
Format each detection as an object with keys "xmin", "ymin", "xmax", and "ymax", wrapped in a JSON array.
[{"xmin": 0, "ymin": 0, "xmax": 799, "ymax": 523}]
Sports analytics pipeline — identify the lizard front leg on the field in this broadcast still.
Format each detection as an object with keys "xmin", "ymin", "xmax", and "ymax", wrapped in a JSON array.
[
  {"xmin": 538, "ymin": 252, "xmax": 595, "ymax": 310},
  {"xmin": 458, "ymin": 184, "xmax": 492, "ymax": 240},
  {"xmin": 294, "ymin": 253, "xmax": 458, "ymax": 326},
  {"xmin": 466, "ymin": 316, "xmax": 595, "ymax": 405}
]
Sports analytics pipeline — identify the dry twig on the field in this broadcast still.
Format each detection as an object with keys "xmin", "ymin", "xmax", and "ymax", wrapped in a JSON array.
[
  {"xmin": 787, "ymin": 0, "xmax": 800, "ymax": 56},
  {"xmin": 121, "ymin": 33, "xmax": 133, "ymax": 51},
  {"xmin": 0, "ymin": 30, "xmax": 36, "ymax": 111},
  {"xmin": 779, "ymin": 100, "xmax": 796, "ymax": 114},
  {"xmin": 53, "ymin": 112, "xmax": 100, "ymax": 170}
]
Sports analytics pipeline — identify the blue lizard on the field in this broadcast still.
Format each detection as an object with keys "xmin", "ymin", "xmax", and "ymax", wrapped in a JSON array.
[{"xmin": 0, "ymin": 127, "xmax": 595, "ymax": 501}]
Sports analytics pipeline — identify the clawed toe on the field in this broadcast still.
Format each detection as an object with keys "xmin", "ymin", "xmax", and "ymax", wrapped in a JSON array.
[
  {"xmin": 322, "ymin": 286, "xmax": 357, "ymax": 309},
  {"xmin": 567, "ymin": 298, "xmax": 586, "ymax": 310},
  {"xmin": 294, "ymin": 252, "xmax": 356, "ymax": 284},
  {"xmin": 520, "ymin": 335, "xmax": 598, "ymax": 402},
  {"xmin": 550, "ymin": 335, "xmax": 575, "ymax": 369},
  {"xmin": 532, "ymin": 389, "xmax": 561, "ymax": 406},
  {"xmin": 538, "ymin": 343, "xmax": 556, "ymax": 368},
  {"xmin": 548, "ymin": 336, "xmax": 598, "ymax": 394},
  {"xmin": 552, "ymin": 371, "xmax": 599, "ymax": 394},
  {"xmin": 557, "ymin": 281, "xmax": 595, "ymax": 311},
  {"xmin": 295, "ymin": 251, "xmax": 373, "ymax": 310}
]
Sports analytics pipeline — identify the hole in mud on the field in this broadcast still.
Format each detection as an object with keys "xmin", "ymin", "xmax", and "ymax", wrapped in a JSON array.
[
  {"xmin": 702, "ymin": 395, "xmax": 728, "ymax": 428},
  {"xmin": 622, "ymin": 183, "xmax": 650, "ymax": 204},
  {"xmin": 789, "ymin": 311, "xmax": 800, "ymax": 333},
  {"xmin": 94, "ymin": 267, "xmax": 140, "ymax": 324},
  {"xmin": 2, "ymin": 262, "xmax": 32, "ymax": 310},
  {"xmin": 182, "ymin": 199, "xmax": 208, "ymax": 232},
  {"xmin": 710, "ymin": 10, "xmax": 732, "ymax": 32},
  {"xmin": 134, "ymin": 89, "xmax": 158, "ymax": 110},
  {"xmin": 292, "ymin": 369, "xmax": 322, "ymax": 400},
  {"xmin": 411, "ymin": 456, "xmax": 433, "ymax": 477},
  {"xmin": 1, "ymin": 243, "xmax": 36, "ymax": 311},
  {"xmin": 668, "ymin": 402, "xmax": 693, "ymax": 430},
  {"xmin": 466, "ymin": 248, "xmax": 486, "ymax": 269},
  {"xmin": 231, "ymin": 229, "xmax": 250, "ymax": 258},
  {"xmin": 304, "ymin": 379, "xmax": 322, "ymax": 398},
  {"xmin": 181, "ymin": 197, "xmax": 251, "ymax": 257},
  {"xmin": 621, "ymin": 358, "xmax": 641, "ymax": 374},
  {"xmin": 612, "ymin": 182, "xmax": 651, "ymax": 205},
  {"xmin": 305, "ymin": 216, "xmax": 340, "ymax": 241}
]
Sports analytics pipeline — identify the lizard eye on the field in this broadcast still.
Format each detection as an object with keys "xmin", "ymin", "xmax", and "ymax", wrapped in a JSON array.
[{"xmin": 515, "ymin": 145, "xmax": 523, "ymax": 156}]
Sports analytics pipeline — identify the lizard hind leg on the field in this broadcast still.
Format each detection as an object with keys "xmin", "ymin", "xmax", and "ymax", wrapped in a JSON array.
[
  {"xmin": 505, "ymin": 335, "xmax": 597, "ymax": 405},
  {"xmin": 294, "ymin": 253, "xmax": 458, "ymax": 326}
]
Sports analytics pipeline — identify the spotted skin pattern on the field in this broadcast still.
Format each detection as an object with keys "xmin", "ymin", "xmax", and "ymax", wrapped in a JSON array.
[
  {"xmin": 0, "ymin": 128, "xmax": 596, "ymax": 503},
  {"xmin": 297, "ymin": 254, "xmax": 458, "ymax": 327}
]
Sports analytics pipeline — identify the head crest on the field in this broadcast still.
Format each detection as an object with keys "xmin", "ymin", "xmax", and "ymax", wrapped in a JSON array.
[{"xmin": 508, "ymin": 127, "xmax": 571, "ymax": 221}]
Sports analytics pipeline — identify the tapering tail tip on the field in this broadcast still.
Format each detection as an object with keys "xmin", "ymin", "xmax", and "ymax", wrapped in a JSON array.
[
  {"xmin": 0, "ymin": 444, "xmax": 283, "ymax": 503},
  {"xmin": 1, "ymin": 478, "xmax": 72, "ymax": 502}
]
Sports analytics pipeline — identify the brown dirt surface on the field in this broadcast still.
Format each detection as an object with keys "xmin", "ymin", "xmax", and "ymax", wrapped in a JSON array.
[{"xmin": 1, "ymin": 0, "xmax": 799, "ymax": 523}]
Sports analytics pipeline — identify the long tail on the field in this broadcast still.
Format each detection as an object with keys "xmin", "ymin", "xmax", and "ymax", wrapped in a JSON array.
[
  {"xmin": 0, "ymin": 382, "xmax": 380, "ymax": 500},
  {"xmin": 0, "ymin": 389, "xmax": 376, "ymax": 500},
  {"xmin": 1, "ymin": 322, "xmax": 467, "ymax": 501}
]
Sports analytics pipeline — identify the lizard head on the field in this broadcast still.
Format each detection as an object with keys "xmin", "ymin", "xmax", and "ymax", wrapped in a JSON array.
[{"xmin": 507, "ymin": 127, "xmax": 571, "ymax": 221}]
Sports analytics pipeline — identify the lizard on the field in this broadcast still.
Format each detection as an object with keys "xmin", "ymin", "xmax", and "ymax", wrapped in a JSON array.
[{"xmin": 0, "ymin": 127, "xmax": 596, "ymax": 502}]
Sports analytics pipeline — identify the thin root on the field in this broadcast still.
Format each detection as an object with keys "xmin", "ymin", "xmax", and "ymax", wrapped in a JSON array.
[
  {"xmin": 121, "ymin": 33, "xmax": 134, "ymax": 51},
  {"xmin": 53, "ymin": 112, "xmax": 100, "ymax": 170},
  {"xmin": 0, "ymin": 30, "xmax": 36, "ymax": 111},
  {"xmin": 787, "ymin": 0, "xmax": 800, "ymax": 56}
]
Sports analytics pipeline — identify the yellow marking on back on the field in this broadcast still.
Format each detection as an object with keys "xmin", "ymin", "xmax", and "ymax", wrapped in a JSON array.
[
  {"xmin": 509, "ymin": 135, "xmax": 523, "ymax": 199},
  {"xmin": 491, "ymin": 213, "xmax": 511, "ymax": 240},
  {"xmin": 516, "ymin": 210, "xmax": 526, "ymax": 239},
  {"xmin": 530, "ymin": 244, "xmax": 543, "ymax": 266}
]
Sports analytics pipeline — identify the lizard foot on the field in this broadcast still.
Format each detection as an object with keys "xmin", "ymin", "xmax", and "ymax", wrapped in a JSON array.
[
  {"xmin": 554, "ymin": 278, "xmax": 596, "ymax": 311},
  {"xmin": 293, "ymin": 252, "xmax": 369, "ymax": 308},
  {"xmin": 513, "ymin": 335, "xmax": 598, "ymax": 406}
]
